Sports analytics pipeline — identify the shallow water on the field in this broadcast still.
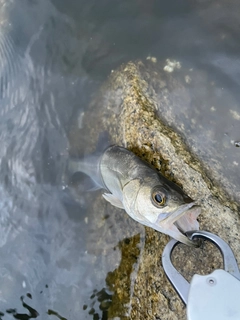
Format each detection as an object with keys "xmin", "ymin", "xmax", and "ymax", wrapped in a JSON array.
[{"xmin": 0, "ymin": 0, "xmax": 240, "ymax": 319}]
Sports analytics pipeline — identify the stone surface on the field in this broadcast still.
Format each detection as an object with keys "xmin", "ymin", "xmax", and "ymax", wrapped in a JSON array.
[{"xmin": 68, "ymin": 59, "xmax": 240, "ymax": 319}]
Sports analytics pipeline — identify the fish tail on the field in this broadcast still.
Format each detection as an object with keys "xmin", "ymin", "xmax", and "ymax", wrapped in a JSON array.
[
  {"xmin": 67, "ymin": 131, "xmax": 112, "ymax": 190},
  {"xmin": 67, "ymin": 155, "xmax": 105, "ymax": 190}
]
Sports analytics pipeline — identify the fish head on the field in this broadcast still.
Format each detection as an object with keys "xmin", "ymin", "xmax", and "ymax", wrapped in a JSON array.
[{"xmin": 122, "ymin": 176, "xmax": 201, "ymax": 246}]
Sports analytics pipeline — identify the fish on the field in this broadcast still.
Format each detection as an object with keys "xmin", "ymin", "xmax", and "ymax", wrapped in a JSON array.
[{"xmin": 68, "ymin": 145, "xmax": 201, "ymax": 246}]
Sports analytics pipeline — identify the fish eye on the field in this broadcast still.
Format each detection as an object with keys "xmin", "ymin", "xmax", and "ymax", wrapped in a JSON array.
[{"xmin": 151, "ymin": 188, "xmax": 166, "ymax": 207}]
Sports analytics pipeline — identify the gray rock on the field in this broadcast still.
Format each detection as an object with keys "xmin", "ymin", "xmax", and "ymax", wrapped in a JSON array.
[{"xmin": 68, "ymin": 59, "xmax": 240, "ymax": 319}]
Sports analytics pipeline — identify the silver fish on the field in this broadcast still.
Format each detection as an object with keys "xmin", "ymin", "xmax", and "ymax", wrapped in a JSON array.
[{"xmin": 69, "ymin": 145, "xmax": 201, "ymax": 246}]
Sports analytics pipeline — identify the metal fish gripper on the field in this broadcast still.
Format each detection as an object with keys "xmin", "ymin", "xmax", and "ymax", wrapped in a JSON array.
[{"xmin": 162, "ymin": 230, "xmax": 240, "ymax": 320}]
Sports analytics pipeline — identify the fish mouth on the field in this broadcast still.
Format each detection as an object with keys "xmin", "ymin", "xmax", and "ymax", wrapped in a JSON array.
[{"xmin": 159, "ymin": 202, "xmax": 201, "ymax": 246}]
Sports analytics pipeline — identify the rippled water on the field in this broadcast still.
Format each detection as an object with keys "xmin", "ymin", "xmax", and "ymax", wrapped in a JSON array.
[{"xmin": 0, "ymin": 0, "xmax": 240, "ymax": 319}]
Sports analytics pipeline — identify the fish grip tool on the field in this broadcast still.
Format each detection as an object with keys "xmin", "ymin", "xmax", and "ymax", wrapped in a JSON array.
[{"xmin": 162, "ymin": 230, "xmax": 240, "ymax": 320}]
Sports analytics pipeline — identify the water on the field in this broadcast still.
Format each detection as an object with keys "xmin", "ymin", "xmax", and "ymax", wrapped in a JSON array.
[{"xmin": 0, "ymin": 0, "xmax": 240, "ymax": 319}]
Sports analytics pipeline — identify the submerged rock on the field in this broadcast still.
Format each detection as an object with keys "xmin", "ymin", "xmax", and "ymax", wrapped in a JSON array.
[{"xmin": 68, "ymin": 59, "xmax": 240, "ymax": 319}]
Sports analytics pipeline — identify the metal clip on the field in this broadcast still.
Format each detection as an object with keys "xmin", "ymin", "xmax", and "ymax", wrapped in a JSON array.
[{"xmin": 161, "ymin": 230, "xmax": 240, "ymax": 304}]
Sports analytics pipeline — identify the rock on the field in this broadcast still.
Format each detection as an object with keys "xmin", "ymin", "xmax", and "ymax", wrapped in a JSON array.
[{"xmin": 68, "ymin": 59, "xmax": 240, "ymax": 319}]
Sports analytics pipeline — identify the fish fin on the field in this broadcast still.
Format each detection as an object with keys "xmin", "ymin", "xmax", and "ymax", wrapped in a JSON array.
[
  {"xmin": 67, "ymin": 155, "xmax": 104, "ymax": 189},
  {"xmin": 87, "ymin": 185, "xmax": 102, "ymax": 192},
  {"xmin": 67, "ymin": 131, "xmax": 112, "ymax": 190},
  {"xmin": 69, "ymin": 171, "xmax": 102, "ymax": 192},
  {"xmin": 96, "ymin": 131, "xmax": 112, "ymax": 153},
  {"xmin": 102, "ymin": 193, "xmax": 124, "ymax": 209}
]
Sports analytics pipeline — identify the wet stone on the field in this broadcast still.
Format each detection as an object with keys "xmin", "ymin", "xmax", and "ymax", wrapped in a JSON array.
[{"xmin": 69, "ymin": 59, "xmax": 240, "ymax": 319}]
